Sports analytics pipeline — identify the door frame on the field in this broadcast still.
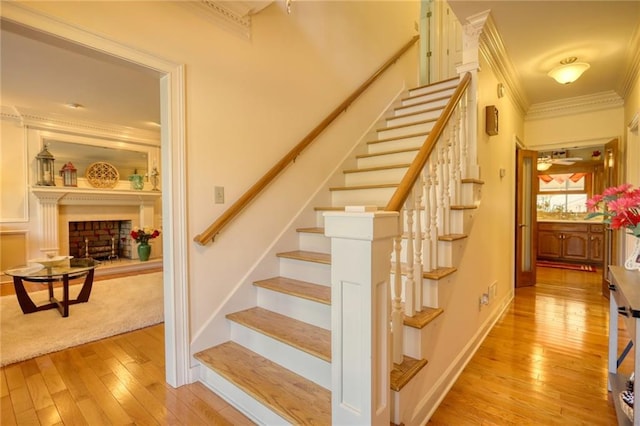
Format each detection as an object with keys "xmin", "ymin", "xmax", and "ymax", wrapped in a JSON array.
[
  {"xmin": 2, "ymin": 3, "xmax": 190, "ymax": 387},
  {"xmin": 515, "ymin": 148, "xmax": 537, "ymax": 287}
]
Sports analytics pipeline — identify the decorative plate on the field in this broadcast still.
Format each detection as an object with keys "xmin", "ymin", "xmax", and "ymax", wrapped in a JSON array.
[{"xmin": 85, "ymin": 162, "xmax": 119, "ymax": 188}]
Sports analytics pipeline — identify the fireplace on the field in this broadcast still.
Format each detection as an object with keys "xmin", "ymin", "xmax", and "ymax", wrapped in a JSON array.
[
  {"xmin": 68, "ymin": 220, "xmax": 133, "ymax": 260},
  {"xmin": 31, "ymin": 187, "xmax": 161, "ymax": 259}
]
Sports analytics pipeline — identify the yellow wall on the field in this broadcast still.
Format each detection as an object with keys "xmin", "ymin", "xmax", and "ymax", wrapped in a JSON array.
[{"xmin": 7, "ymin": 0, "xmax": 421, "ymax": 348}]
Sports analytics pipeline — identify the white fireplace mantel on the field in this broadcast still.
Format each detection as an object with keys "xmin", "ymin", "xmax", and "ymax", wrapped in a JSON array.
[{"xmin": 31, "ymin": 186, "xmax": 161, "ymax": 255}]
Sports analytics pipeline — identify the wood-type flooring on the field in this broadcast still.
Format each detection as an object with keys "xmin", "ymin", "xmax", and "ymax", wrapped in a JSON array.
[{"xmin": 1, "ymin": 266, "xmax": 627, "ymax": 424}]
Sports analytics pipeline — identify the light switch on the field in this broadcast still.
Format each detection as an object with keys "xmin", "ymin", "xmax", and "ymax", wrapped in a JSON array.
[{"xmin": 214, "ymin": 186, "xmax": 224, "ymax": 204}]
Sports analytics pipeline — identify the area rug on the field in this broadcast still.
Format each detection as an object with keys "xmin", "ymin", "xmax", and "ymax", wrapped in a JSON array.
[
  {"xmin": 537, "ymin": 260, "xmax": 597, "ymax": 272},
  {"xmin": 0, "ymin": 271, "xmax": 163, "ymax": 366}
]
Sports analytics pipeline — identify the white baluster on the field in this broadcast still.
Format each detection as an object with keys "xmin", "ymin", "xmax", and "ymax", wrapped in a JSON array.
[
  {"xmin": 413, "ymin": 172, "xmax": 424, "ymax": 313},
  {"xmin": 392, "ymin": 214, "xmax": 404, "ymax": 365},
  {"xmin": 404, "ymin": 193, "xmax": 415, "ymax": 317},
  {"xmin": 429, "ymin": 158, "xmax": 439, "ymax": 271}
]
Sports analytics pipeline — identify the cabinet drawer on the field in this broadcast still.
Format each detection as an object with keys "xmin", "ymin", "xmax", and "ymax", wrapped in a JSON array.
[
  {"xmin": 589, "ymin": 224, "xmax": 605, "ymax": 233},
  {"xmin": 538, "ymin": 222, "xmax": 589, "ymax": 232}
]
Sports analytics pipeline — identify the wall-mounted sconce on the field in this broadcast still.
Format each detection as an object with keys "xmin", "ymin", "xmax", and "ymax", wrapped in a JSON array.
[
  {"xmin": 497, "ymin": 83, "xmax": 505, "ymax": 98},
  {"xmin": 485, "ymin": 105, "xmax": 499, "ymax": 136}
]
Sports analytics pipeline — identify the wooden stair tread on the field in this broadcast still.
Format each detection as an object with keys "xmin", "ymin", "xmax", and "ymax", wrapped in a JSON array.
[
  {"xmin": 461, "ymin": 178, "xmax": 484, "ymax": 185},
  {"xmin": 392, "ymin": 263, "xmax": 457, "ymax": 281},
  {"xmin": 343, "ymin": 163, "xmax": 411, "ymax": 174},
  {"xmin": 227, "ymin": 307, "xmax": 331, "ymax": 361},
  {"xmin": 391, "ymin": 105, "xmax": 444, "ymax": 120},
  {"xmin": 367, "ymin": 131, "xmax": 428, "ymax": 145},
  {"xmin": 410, "ymin": 76, "xmax": 458, "ymax": 91},
  {"xmin": 254, "ymin": 276, "xmax": 331, "ymax": 305},
  {"xmin": 356, "ymin": 147, "xmax": 419, "ymax": 159},
  {"xmin": 401, "ymin": 93, "xmax": 450, "ymax": 104},
  {"xmin": 277, "ymin": 250, "xmax": 331, "ymax": 264},
  {"xmin": 296, "ymin": 226, "xmax": 324, "ymax": 234},
  {"xmin": 329, "ymin": 183, "xmax": 398, "ymax": 191},
  {"xmin": 450, "ymin": 204, "xmax": 478, "ymax": 210},
  {"xmin": 390, "ymin": 355, "xmax": 428, "ymax": 392},
  {"xmin": 314, "ymin": 206, "xmax": 383, "ymax": 212},
  {"xmin": 438, "ymin": 233, "xmax": 468, "ymax": 242},
  {"xmin": 423, "ymin": 266, "xmax": 457, "ymax": 280},
  {"xmin": 403, "ymin": 307, "xmax": 444, "ymax": 329},
  {"xmin": 195, "ymin": 341, "xmax": 331, "ymax": 425},
  {"xmin": 376, "ymin": 117, "xmax": 437, "ymax": 132}
]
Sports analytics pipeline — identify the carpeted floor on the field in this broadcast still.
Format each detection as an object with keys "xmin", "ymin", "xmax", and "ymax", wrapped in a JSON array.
[
  {"xmin": 0, "ymin": 271, "xmax": 163, "ymax": 366},
  {"xmin": 537, "ymin": 260, "xmax": 597, "ymax": 272}
]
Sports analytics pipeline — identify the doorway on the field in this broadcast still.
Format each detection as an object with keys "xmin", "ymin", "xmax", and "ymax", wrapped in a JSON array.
[
  {"xmin": 1, "ymin": 4, "xmax": 189, "ymax": 386},
  {"xmin": 515, "ymin": 141, "xmax": 619, "ymax": 294}
]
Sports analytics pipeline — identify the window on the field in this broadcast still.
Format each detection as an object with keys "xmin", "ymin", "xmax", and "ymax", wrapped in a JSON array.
[{"xmin": 537, "ymin": 173, "xmax": 589, "ymax": 214}]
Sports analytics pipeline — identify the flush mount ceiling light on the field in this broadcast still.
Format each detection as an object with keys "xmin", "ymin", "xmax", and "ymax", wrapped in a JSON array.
[{"xmin": 548, "ymin": 57, "xmax": 590, "ymax": 84}]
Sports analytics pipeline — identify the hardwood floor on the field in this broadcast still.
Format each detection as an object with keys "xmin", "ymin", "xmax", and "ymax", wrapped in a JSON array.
[
  {"xmin": 429, "ymin": 265, "xmax": 629, "ymax": 425},
  {"xmin": 1, "ymin": 266, "xmax": 627, "ymax": 424}
]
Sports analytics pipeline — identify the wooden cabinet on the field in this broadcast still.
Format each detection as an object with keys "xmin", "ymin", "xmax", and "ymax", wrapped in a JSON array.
[
  {"xmin": 537, "ymin": 222, "xmax": 604, "ymax": 264},
  {"xmin": 608, "ymin": 266, "xmax": 640, "ymax": 425}
]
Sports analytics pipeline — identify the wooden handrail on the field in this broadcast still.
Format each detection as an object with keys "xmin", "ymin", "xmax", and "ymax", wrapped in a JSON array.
[
  {"xmin": 385, "ymin": 72, "xmax": 471, "ymax": 212},
  {"xmin": 194, "ymin": 35, "xmax": 420, "ymax": 245}
]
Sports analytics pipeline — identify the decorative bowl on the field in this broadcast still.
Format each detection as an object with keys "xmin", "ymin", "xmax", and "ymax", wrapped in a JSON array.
[{"xmin": 28, "ymin": 255, "xmax": 73, "ymax": 268}]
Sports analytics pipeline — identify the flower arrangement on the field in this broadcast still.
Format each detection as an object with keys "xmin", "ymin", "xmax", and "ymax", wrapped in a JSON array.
[
  {"xmin": 130, "ymin": 227, "xmax": 161, "ymax": 244},
  {"xmin": 586, "ymin": 184, "xmax": 640, "ymax": 237}
]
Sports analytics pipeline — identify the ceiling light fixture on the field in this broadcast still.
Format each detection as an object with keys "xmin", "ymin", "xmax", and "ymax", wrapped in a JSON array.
[{"xmin": 548, "ymin": 57, "xmax": 590, "ymax": 85}]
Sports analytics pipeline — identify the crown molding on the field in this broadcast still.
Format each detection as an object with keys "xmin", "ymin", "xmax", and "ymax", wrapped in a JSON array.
[
  {"xmin": 619, "ymin": 24, "xmax": 640, "ymax": 100},
  {"xmin": 474, "ymin": 11, "xmax": 528, "ymax": 116},
  {"xmin": 525, "ymin": 91, "xmax": 624, "ymax": 121},
  {"xmin": 2, "ymin": 105, "xmax": 160, "ymax": 145},
  {"xmin": 181, "ymin": 1, "xmax": 273, "ymax": 39}
]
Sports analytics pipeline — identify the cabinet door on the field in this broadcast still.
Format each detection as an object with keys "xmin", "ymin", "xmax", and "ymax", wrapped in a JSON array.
[
  {"xmin": 589, "ymin": 233, "xmax": 604, "ymax": 262},
  {"xmin": 562, "ymin": 232, "xmax": 589, "ymax": 260},
  {"xmin": 538, "ymin": 231, "xmax": 562, "ymax": 258}
]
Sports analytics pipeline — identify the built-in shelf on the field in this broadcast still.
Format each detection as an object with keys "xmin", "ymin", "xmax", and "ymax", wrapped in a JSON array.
[{"xmin": 31, "ymin": 186, "xmax": 161, "ymax": 205}]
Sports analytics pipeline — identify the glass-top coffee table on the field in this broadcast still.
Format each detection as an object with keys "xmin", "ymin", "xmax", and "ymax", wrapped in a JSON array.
[{"xmin": 4, "ymin": 258, "xmax": 98, "ymax": 317}]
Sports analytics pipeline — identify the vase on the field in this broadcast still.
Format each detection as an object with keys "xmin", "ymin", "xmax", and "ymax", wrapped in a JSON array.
[
  {"xmin": 129, "ymin": 173, "xmax": 144, "ymax": 190},
  {"xmin": 624, "ymin": 238, "xmax": 640, "ymax": 271},
  {"xmin": 137, "ymin": 243, "xmax": 151, "ymax": 262}
]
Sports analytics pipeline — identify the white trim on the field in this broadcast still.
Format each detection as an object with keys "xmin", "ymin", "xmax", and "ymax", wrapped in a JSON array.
[
  {"xmin": 526, "ymin": 90, "xmax": 624, "ymax": 121},
  {"xmin": 0, "ymin": 120, "xmax": 30, "ymax": 223},
  {"xmin": 0, "ymin": 2, "xmax": 190, "ymax": 387},
  {"xmin": 629, "ymin": 111, "xmax": 639, "ymax": 132}
]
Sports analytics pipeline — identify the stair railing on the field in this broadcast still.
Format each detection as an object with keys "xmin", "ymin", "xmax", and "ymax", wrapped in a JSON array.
[
  {"xmin": 385, "ymin": 72, "xmax": 471, "ymax": 364},
  {"xmin": 194, "ymin": 35, "xmax": 420, "ymax": 245}
]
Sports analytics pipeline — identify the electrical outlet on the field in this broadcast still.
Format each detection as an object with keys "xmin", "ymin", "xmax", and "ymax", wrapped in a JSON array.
[
  {"xmin": 214, "ymin": 186, "xmax": 224, "ymax": 204},
  {"xmin": 479, "ymin": 293, "xmax": 489, "ymax": 310}
]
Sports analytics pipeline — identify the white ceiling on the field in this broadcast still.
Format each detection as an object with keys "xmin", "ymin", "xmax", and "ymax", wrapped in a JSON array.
[
  {"xmin": 1, "ymin": 1, "xmax": 639, "ymax": 131},
  {"xmin": 448, "ymin": 1, "xmax": 640, "ymax": 107}
]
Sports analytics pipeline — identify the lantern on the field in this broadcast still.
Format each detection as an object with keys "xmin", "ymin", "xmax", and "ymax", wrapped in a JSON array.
[
  {"xmin": 36, "ymin": 145, "xmax": 56, "ymax": 186},
  {"xmin": 60, "ymin": 162, "xmax": 77, "ymax": 187}
]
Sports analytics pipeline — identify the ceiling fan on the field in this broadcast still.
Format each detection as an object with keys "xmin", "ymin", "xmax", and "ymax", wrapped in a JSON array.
[{"xmin": 536, "ymin": 151, "xmax": 582, "ymax": 171}]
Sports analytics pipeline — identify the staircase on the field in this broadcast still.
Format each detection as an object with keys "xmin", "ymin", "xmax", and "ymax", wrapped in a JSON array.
[{"xmin": 195, "ymin": 76, "xmax": 482, "ymax": 425}]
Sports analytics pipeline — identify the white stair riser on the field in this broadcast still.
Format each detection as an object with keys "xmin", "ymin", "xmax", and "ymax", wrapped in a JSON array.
[
  {"xmin": 331, "ymin": 186, "xmax": 397, "ymax": 206},
  {"xmin": 344, "ymin": 167, "xmax": 408, "ymax": 186},
  {"xmin": 460, "ymin": 181, "xmax": 483, "ymax": 206},
  {"xmin": 399, "ymin": 96, "xmax": 449, "ymax": 110},
  {"xmin": 279, "ymin": 257, "xmax": 331, "ymax": 285},
  {"xmin": 367, "ymin": 135, "xmax": 425, "ymax": 154},
  {"xmin": 408, "ymin": 86, "xmax": 457, "ymax": 100},
  {"xmin": 422, "ymin": 278, "xmax": 439, "ymax": 309},
  {"xmin": 377, "ymin": 121, "xmax": 435, "ymax": 140},
  {"xmin": 408, "ymin": 80, "xmax": 459, "ymax": 97},
  {"xmin": 437, "ymin": 239, "xmax": 465, "ymax": 268},
  {"xmin": 229, "ymin": 322, "xmax": 332, "ymax": 390},
  {"xmin": 387, "ymin": 108, "xmax": 443, "ymax": 127},
  {"xmin": 450, "ymin": 209, "xmax": 476, "ymax": 235},
  {"xmin": 256, "ymin": 287, "xmax": 331, "ymax": 330},
  {"xmin": 297, "ymin": 232, "xmax": 330, "ymax": 253},
  {"xmin": 200, "ymin": 368, "xmax": 290, "ymax": 425},
  {"xmin": 357, "ymin": 151, "xmax": 419, "ymax": 168}
]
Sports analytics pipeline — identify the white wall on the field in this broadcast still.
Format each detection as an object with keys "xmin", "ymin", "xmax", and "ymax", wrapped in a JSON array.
[
  {"xmin": 10, "ymin": 0, "xmax": 421, "ymax": 350},
  {"xmin": 623, "ymin": 64, "xmax": 640, "ymax": 261}
]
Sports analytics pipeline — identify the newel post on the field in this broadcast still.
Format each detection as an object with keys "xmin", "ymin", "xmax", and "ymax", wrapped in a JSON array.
[{"xmin": 324, "ymin": 208, "xmax": 399, "ymax": 425}]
